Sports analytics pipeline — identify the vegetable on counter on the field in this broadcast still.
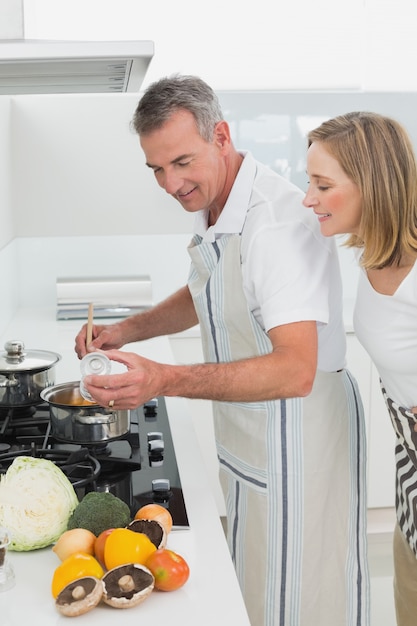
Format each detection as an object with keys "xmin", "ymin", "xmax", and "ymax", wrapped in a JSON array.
[
  {"xmin": 127, "ymin": 518, "xmax": 167, "ymax": 549},
  {"xmin": 133, "ymin": 503, "xmax": 173, "ymax": 535},
  {"xmin": 145, "ymin": 548, "xmax": 190, "ymax": 592},
  {"xmin": 67, "ymin": 491, "xmax": 131, "ymax": 536},
  {"xmin": 103, "ymin": 527, "xmax": 156, "ymax": 570},
  {"xmin": 0, "ymin": 456, "xmax": 78, "ymax": 551},
  {"xmin": 53, "ymin": 528, "xmax": 97, "ymax": 561},
  {"xmin": 55, "ymin": 576, "xmax": 104, "ymax": 617},
  {"xmin": 51, "ymin": 552, "xmax": 104, "ymax": 598},
  {"xmin": 102, "ymin": 563, "xmax": 155, "ymax": 609}
]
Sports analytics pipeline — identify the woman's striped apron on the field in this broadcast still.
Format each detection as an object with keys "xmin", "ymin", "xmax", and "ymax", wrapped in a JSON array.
[
  {"xmin": 381, "ymin": 382, "xmax": 417, "ymax": 554},
  {"xmin": 187, "ymin": 233, "xmax": 370, "ymax": 626}
]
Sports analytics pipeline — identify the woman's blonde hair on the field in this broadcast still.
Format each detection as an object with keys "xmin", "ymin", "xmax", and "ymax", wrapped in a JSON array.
[{"xmin": 308, "ymin": 111, "xmax": 417, "ymax": 269}]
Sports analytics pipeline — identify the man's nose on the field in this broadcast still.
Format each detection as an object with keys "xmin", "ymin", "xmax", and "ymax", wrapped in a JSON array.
[{"xmin": 162, "ymin": 170, "xmax": 182, "ymax": 195}]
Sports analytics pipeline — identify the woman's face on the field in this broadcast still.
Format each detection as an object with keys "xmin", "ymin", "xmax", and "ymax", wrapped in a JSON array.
[{"xmin": 303, "ymin": 141, "xmax": 363, "ymax": 237}]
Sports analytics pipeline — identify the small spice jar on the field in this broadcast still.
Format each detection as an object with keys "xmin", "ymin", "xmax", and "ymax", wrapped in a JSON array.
[
  {"xmin": 0, "ymin": 527, "xmax": 15, "ymax": 592},
  {"xmin": 79, "ymin": 352, "xmax": 111, "ymax": 402}
]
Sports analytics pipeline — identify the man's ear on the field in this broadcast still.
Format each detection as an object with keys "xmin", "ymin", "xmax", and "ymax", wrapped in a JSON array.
[{"xmin": 213, "ymin": 120, "xmax": 231, "ymax": 150}]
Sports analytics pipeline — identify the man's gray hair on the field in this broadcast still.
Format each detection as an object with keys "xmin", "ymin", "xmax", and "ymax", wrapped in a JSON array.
[{"xmin": 132, "ymin": 74, "xmax": 224, "ymax": 142}]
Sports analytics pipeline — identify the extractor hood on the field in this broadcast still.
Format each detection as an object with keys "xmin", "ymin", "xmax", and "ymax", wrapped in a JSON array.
[{"xmin": 0, "ymin": 39, "xmax": 154, "ymax": 95}]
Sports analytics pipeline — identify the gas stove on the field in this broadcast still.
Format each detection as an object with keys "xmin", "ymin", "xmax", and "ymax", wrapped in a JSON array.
[{"xmin": 0, "ymin": 397, "xmax": 189, "ymax": 529}]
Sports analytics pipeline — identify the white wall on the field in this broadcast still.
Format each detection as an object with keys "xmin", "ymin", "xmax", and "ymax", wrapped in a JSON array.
[
  {"xmin": 20, "ymin": 0, "xmax": 417, "ymax": 92},
  {"xmin": 22, "ymin": 0, "xmax": 363, "ymax": 90},
  {"xmin": 10, "ymin": 94, "xmax": 194, "ymax": 236},
  {"xmin": 0, "ymin": 241, "xmax": 19, "ymax": 334},
  {"xmin": 0, "ymin": 97, "xmax": 12, "ymax": 248},
  {"xmin": 14, "ymin": 234, "xmax": 193, "ymax": 308},
  {"xmin": 0, "ymin": 97, "xmax": 18, "ymax": 335}
]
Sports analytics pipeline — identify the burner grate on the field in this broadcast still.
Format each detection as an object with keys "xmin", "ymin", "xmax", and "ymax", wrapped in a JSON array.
[
  {"xmin": 0, "ymin": 446, "xmax": 101, "ymax": 488},
  {"xmin": 0, "ymin": 397, "xmax": 189, "ymax": 528}
]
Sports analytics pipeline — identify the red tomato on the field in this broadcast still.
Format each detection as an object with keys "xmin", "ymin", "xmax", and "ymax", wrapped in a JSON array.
[
  {"xmin": 94, "ymin": 528, "xmax": 115, "ymax": 566},
  {"xmin": 145, "ymin": 548, "xmax": 190, "ymax": 591}
]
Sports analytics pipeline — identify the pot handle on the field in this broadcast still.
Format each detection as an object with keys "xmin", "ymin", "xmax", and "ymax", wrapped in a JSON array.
[
  {"xmin": 0, "ymin": 374, "xmax": 19, "ymax": 388},
  {"xmin": 75, "ymin": 413, "xmax": 117, "ymax": 425}
]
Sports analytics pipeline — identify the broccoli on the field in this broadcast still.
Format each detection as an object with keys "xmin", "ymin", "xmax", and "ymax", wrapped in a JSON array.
[{"xmin": 67, "ymin": 491, "xmax": 131, "ymax": 536}]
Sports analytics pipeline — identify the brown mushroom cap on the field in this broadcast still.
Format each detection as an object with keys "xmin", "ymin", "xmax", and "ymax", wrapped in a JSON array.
[
  {"xmin": 55, "ymin": 576, "xmax": 104, "ymax": 617},
  {"xmin": 102, "ymin": 563, "xmax": 155, "ymax": 609},
  {"xmin": 127, "ymin": 518, "xmax": 167, "ymax": 549}
]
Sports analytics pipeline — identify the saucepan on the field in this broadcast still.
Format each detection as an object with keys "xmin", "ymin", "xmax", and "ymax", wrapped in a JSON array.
[
  {"xmin": 0, "ymin": 340, "xmax": 61, "ymax": 408},
  {"xmin": 40, "ymin": 381, "xmax": 130, "ymax": 444}
]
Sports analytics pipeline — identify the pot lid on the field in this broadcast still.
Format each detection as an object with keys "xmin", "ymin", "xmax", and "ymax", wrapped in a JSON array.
[{"xmin": 0, "ymin": 340, "xmax": 61, "ymax": 372}]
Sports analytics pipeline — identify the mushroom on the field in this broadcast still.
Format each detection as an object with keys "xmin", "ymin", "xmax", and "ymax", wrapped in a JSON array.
[
  {"xmin": 55, "ymin": 576, "xmax": 103, "ymax": 617},
  {"xmin": 127, "ymin": 518, "xmax": 167, "ymax": 549},
  {"xmin": 102, "ymin": 563, "xmax": 155, "ymax": 609}
]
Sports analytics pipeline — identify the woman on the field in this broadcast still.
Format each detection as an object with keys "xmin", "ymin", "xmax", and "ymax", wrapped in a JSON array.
[{"xmin": 303, "ymin": 111, "xmax": 417, "ymax": 625}]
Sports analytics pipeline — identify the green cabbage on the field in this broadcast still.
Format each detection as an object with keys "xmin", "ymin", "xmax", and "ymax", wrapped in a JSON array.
[{"xmin": 0, "ymin": 456, "xmax": 79, "ymax": 551}]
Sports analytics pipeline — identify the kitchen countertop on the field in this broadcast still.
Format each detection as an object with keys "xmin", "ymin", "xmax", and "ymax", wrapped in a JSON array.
[{"xmin": 0, "ymin": 308, "xmax": 251, "ymax": 626}]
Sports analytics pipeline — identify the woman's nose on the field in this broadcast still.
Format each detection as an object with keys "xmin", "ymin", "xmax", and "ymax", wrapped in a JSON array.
[{"xmin": 303, "ymin": 186, "xmax": 317, "ymax": 208}]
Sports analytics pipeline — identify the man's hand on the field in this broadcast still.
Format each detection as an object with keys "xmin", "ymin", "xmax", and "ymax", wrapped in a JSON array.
[{"xmin": 74, "ymin": 322, "xmax": 126, "ymax": 359}]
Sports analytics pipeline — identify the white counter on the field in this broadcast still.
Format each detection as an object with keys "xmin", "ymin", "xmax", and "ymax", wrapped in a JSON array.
[{"xmin": 0, "ymin": 309, "xmax": 250, "ymax": 626}]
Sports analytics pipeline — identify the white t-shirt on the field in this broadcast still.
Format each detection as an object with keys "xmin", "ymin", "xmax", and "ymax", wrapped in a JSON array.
[
  {"xmin": 193, "ymin": 152, "xmax": 346, "ymax": 372},
  {"xmin": 354, "ymin": 261, "xmax": 417, "ymax": 408}
]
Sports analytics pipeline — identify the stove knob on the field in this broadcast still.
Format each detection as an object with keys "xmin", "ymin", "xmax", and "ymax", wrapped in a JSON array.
[
  {"xmin": 148, "ymin": 439, "xmax": 164, "ymax": 454},
  {"xmin": 152, "ymin": 478, "xmax": 171, "ymax": 495},
  {"xmin": 148, "ymin": 434, "xmax": 164, "ymax": 467},
  {"xmin": 149, "ymin": 456, "xmax": 164, "ymax": 468},
  {"xmin": 152, "ymin": 478, "xmax": 171, "ymax": 501},
  {"xmin": 143, "ymin": 398, "xmax": 158, "ymax": 419},
  {"xmin": 147, "ymin": 432, "xmax": 163, "ymax": 449},
  {"xmin": 147, "ymin": 431, "xmax": 163, "ymax": 442}
]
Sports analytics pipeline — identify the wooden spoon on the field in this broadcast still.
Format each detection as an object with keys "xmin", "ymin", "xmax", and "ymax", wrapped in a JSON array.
[{"xmin": 86, "ymin": 303, "xmax": 94, "ymax": 347}]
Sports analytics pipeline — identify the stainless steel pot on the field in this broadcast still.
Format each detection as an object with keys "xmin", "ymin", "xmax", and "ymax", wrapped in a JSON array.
[
  {"xmin": 0, "ymin": 340, "xmax": 61, "ymax": 408},
  {"xmin": 40, "ymin": 381, "xmax": 130, "ymax": 444}
]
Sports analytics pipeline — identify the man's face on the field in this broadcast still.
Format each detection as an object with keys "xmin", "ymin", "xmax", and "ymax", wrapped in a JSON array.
[{"xmin": 140, "ymin": 109, "xmax": 230, "ymax": 218}]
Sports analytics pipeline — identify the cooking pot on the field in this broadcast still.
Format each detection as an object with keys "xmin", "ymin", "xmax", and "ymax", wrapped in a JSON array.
[
  {"xmin": 0, "ymin": 340, "xmax": 61, "ymax": 408},
  {"xmin": 40, "ymin": 381, "xmax": 130, "ymax": 444}
]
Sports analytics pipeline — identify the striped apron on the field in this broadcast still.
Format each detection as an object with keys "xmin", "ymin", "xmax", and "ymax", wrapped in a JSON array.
[
  {"xmin": 381, "ymin": 383, "xmax": 417, "ymax": 554},
  {"xmin": 187, "ymin": 233, "xmax": 370, "ymax": 626}
]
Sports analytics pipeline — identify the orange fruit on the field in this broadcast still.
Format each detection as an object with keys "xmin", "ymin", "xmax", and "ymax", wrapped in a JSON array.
[
  {"xmin": 51, "ymin": 552, "xmax": 104, "ymax": 598},
  {"xmin": 134, "ymin": 503, "xmax": 173, "ymax": 534},
  {"xmin": 104, "ymin": 528, "xmax": 156, "ymax": 570}
]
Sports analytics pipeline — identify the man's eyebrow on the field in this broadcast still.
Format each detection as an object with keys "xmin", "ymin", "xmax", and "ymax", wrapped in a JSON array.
[{"xmin": 146, "ymin": 153, "xmax": 194, "ymax": 169}]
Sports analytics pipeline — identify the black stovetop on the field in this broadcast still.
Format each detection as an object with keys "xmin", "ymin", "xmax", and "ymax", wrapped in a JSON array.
[{"xmin": 0, "ymin": 397, "xmax": 189, "ymax": 529}]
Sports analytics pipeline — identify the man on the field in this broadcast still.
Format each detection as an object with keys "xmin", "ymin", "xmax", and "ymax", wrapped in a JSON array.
[{"xmin": 75, "ymin": 75, "xmax": 369, "ymax": 625}]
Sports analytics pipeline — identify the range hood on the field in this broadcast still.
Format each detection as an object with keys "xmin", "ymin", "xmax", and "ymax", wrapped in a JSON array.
[{"xmin": 0, "ymin": 39, "xmax": 154, "ymax": 94}]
